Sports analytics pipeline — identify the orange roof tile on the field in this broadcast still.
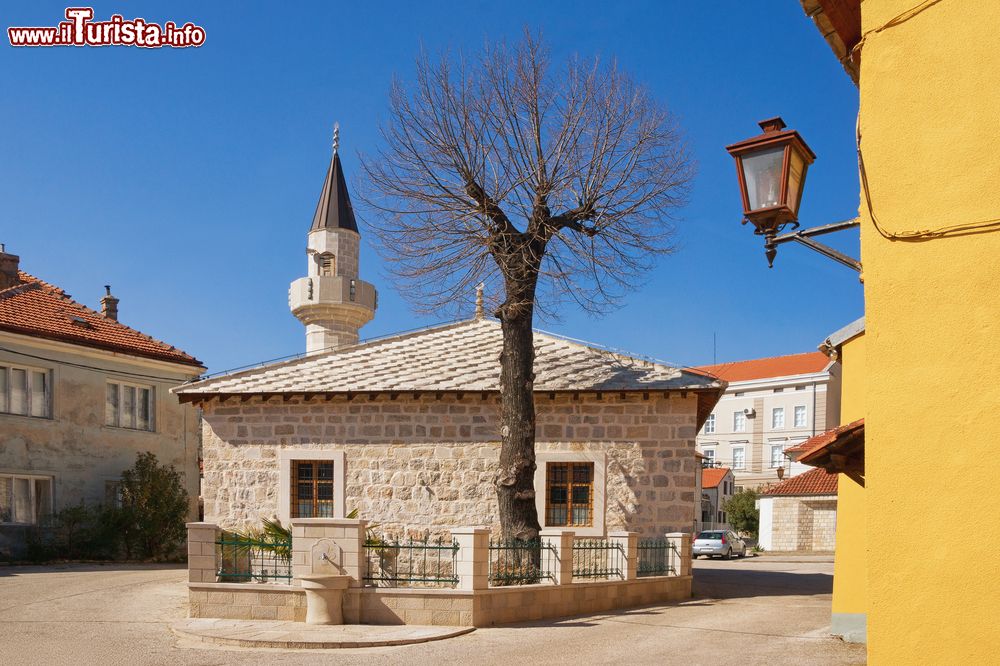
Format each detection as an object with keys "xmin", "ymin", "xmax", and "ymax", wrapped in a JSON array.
[
  {"xmin": 695, "ymin": 351, "xmax": 830, "ymax": 382},
  {"xmin": 786, "ymin": 418, "xmax": 864, "ymax": 462},
  {"xmin": 761, "ymin": 467, "xmax": 838, "ymax": 496},
  {"xmin": 0, "ymin": 271, "xmax": 202, "ymax": 368},
  {"xmin": 702, "ymin": 467, "xmax": 731, "ymax": 489}
]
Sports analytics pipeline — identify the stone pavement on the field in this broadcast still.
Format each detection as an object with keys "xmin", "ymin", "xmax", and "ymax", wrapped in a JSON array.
[
  {"xmin": 172, "ymin": 617, "xmax": 474, "ymax": 648},
  {"xmin": 0, "ymin": 562, "xmax": 866, "ymax": 665}
]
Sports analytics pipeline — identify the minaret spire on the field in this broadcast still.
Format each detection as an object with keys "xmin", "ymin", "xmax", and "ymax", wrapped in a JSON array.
[{"xmin": 289, "ymin": 124, "xmax": 377, "ymax": 354}]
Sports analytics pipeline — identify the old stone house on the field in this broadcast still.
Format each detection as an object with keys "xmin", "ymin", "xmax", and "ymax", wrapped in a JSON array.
[
  {"xmin": 0, "ymin": 247, "xmax": 204, "ymax": 555},
  {"xmin": 757, "ymin": 467, "xmax": 838, "ymax": 552},
  {"xmin": 174, "ymin": 135, "xmax": 725, "ymax": 538}
]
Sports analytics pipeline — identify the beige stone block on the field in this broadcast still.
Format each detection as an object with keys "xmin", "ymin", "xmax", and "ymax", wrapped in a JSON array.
[
  {"xmin": 188, "ymin": 528, "xmax": 217, "ymax": 544},
  {"xmin": 404, "ymin": 609, "xmax": 435, "ymax": 625},
  {"xmin": 257, "ymin": 592, "xmax": 294, "ymax": 607},
  {"xmin": 251, "ymin": 605, "xmax": 278, "ymax": 620},
  {"xmin": 203, "ymin": 591, "xmax": 234, "ymax": 605},
  {"xmin": 188, "ymin": 555, "xmax": 215, "ymax": 571},
  {"xmin": 188, "ymin": 601, "xmax": 202, "ymax": 618},
  {"xmin": 395, "ymin": 596, "xmax": 429, "ymax": 610},
  {"xmin": 293, "ymin": 607, "xmax": 307, "ymax": 622},
  {"xmin": 431, "ymin": 610, "xmax": 462, "ymax": 626},
  {"xmin": 275, "ymin": 605, "xmax": 296, "ymax": 621},
  {"xmin": 422, "ymin": 597, "xmax": 456, "ymax": 611}
]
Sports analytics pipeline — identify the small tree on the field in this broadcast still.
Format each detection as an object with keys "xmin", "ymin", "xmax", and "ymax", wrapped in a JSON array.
[
  {"xmin": 722, "ymin": 488, "xmax": 759, "ymax": 536},
  {"xmin": 118, "ymin": 452, "xmax": 189, "ymax": 560}
]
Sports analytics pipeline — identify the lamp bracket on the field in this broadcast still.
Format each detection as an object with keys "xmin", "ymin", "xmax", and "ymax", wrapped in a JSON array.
[{"xmin": 767, "ymin": 217, "xmax": 861, "ymax": 272}]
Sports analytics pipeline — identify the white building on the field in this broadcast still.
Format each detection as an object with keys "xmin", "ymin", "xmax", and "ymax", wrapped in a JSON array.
[
  {"xmin": 694, "ymin": 352, "xmax": 841, "ymax": 490},
  {"xmin": 0, "ymin": 247, "xmax": 204, "ymax": 555}
]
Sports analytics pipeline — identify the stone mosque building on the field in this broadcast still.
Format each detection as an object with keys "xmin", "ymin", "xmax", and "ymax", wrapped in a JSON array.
[{"xmin": 175, "ymin": 131, "xmax": 725, "ymax": 537}]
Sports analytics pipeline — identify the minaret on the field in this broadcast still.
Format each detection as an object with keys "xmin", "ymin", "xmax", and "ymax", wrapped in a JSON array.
[{"xmin": 289, "ymin": 124, "xmax": 377, "ymax": 354}]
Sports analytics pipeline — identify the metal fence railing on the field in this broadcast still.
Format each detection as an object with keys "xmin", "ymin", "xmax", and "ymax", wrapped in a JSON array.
[
  {"xmin": 572, "ymin": 538, "xmax": 625, "ymax": 580},
  {"xmin": 637, "ymin": 538, "xmax": 677, "ymax": 577},
  {"xmin": 216, "ymin": 533, "xmax": 293, "ymax": 584},
  {"xmin": 363, "ymin": 535, "xmax": 459, "ymax": 588},
  {"xmin": 488, "ymin": 538, "xmax": 556, "ymax": 586}
]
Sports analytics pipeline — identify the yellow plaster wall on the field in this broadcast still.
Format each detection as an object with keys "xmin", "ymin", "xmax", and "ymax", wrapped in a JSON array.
[
  {"xmin": 831, "ymin": 334, "xmax": 865, "ymax": 617},
  {"xmin": 859, "ymin": 2, "xmax": 1000, "ymax": 662}
]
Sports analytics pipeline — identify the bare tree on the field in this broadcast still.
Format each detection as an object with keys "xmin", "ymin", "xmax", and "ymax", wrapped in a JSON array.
[{"xmin": 359, "ymin": 32, "xmax": 694, "ymax": 540}]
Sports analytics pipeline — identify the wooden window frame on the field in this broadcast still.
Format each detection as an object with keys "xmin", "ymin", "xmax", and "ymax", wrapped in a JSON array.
[
  {"xmin": 290, "ymin": 460, "xmax": 336, "ymax": 519},
  {"xmin": 544, "ymin": 461, "xmax": 595, "ymax": 528},
  {"xmin": 278, "ymin": 449, "xmax": 346, "ymax": 523}
]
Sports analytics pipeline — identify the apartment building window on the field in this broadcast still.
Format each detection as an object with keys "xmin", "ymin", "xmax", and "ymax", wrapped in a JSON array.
[
  {"xmin": 704, "ymin": 414, "xmax": 716, "ymax": 434},
  {"xmin": 732, "ymin": 447, "xmax": 745, "ymax": 470},
  {"xmin": 545, "ymin": 462, "xmax": 594, "ymax": 527},
  {"xmin": 0, "ymin": 364, "xmax": 52, "ymax": 418},
  {"xmin": 0, "ymin": 473, "xmax": 53, "ymax": 524},
  {"xmin": 794, "ymin": 405, "xmax": 807, "ymax": 428},
  {"xmin": 106, "ymin": 381, "xmax": 154, "ymax": 431},
  {"xmin": 733, "ymin": 411, "xmax": 746, "ymax": 432},
  {"xmin": 770, "ymin": 444, "xmax": 786, "ymax": 468},
  {"xmin": 772, "ymin": 407, "xmax": 785, "ymax": 429},
  {"xmin": 795, "ymin": 385, "xmax": 806, "ymax": 391},
  {"xmin": 703, "ymin": 448, "xmax": 716, "ymax": 466}
]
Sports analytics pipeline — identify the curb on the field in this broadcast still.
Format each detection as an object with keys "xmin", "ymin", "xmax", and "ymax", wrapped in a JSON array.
[{"xmin": 171, "ymin": 620, "xmax": 474, "ymax": 649}]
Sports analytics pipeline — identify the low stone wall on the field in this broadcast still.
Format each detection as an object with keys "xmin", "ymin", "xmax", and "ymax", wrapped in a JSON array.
[
  {"xmin": 188, "ymin": 578, "xmax": 692, "ymax": 627},
  {"xmin": 189, "ymin": 583, "xmax": 306, "ymax": 621},
  {"xmin": 187, "ymin": 520, "xmax": 693, "ymax": 627}
]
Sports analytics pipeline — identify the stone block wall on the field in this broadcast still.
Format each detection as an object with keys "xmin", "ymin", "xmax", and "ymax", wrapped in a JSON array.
[
  {"xmin": 770, "ymin": 495, "xmax": 837, "ymax": 552},
  {"xmin": 200, "ymin": 393, "xmax": 699, "ymax": 537}
]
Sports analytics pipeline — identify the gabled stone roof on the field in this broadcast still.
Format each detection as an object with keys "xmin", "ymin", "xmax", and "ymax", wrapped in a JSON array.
[
  {"xmin": 175, "ymin": 318, "xmax": 724, "ymax": 419},
  {"xmin": 0, "ymin": 271, "xmax": 203, "ymax": 368}
]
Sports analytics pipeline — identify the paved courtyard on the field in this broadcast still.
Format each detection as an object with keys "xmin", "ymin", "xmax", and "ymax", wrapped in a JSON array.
[{"xmin": 0, "ymin": 558, "xmax": 865, "ymax": 665}]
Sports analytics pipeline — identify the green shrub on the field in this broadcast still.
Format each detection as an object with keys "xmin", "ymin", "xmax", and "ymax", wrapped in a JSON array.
[
  {"xmin": 722, "ymin": 488, "xmax": 760, "ymax": 537},
  {"xmin": 118, "ymin": 452, "xmax": 189, "ymax": 560}
]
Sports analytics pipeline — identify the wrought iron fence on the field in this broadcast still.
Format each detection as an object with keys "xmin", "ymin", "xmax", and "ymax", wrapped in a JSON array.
[
  {"xmin": 572, "ymin": 538, "xmax": 625, "ymax": 580},
  {"xmin": 363, "ymin": 534, "xmax": 459, "ymax": 588},
  {"xmin": 216, "ymin": 532, "xmax": 293, "ymax": 584},
  {"xmin": 637, "ymin": 538, "xmax": 677, "ymax": 577},
  {"xmin": 488, "ymin": 538, "xmax": 556, "ymax": 586}
]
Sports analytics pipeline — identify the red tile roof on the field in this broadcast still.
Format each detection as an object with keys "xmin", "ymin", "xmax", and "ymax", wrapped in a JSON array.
[
  {"xmin": 702, "ymin": 467, "xmax": 731, "ymax": 489},
  {"xmin": 0, "ymin": 272, "xmax": 202, "ymax": 368},
  {"xmin": 761, "ymin": 467, "xmax": 838, "ymax": 496},
  {"xmin": 695, "ymin": 351, "xmax": 831, "ymax": 382},
  {"xmin": 786, "ymin": 418, "xmax": 864, "ymax": 463}
]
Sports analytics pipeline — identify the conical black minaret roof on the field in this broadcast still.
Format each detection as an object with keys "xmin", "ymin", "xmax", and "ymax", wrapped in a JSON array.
[{"xmin": 310, "ymin": 143, "xmax": 359, "ymax": 233}]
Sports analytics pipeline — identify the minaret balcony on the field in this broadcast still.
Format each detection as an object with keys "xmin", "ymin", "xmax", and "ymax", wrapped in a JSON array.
[{"xmin": 289, "ymin": 275, "xmax": 377, "ymax": 316}]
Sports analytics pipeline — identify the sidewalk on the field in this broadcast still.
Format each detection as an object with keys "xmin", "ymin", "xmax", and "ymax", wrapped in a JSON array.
[{"xmin": 756, "ymin": 552, "xmax": 834, "ymax": 563}]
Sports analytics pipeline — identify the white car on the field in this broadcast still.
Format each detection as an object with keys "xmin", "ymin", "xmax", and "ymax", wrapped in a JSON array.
[{"xmin": 692, "ymin": 530, "xmax": 747, "ymax": 559}]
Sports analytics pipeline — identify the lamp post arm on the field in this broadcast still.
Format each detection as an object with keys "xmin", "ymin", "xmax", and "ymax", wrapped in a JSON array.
[{"xmin": 770, "ymin": 218, "xmax": 862, "ymax": 272}]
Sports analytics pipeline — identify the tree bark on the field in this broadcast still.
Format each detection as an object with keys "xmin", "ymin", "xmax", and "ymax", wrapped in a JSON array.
[{"xmin": 494, "ymin": 274, "xmax": 542, "ymax": 541}]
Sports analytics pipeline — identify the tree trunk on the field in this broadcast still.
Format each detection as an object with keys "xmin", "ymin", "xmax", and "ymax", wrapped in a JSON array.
[{"xmin": 495, "ymin": 277, "xmax": 542, "ymax": 541}]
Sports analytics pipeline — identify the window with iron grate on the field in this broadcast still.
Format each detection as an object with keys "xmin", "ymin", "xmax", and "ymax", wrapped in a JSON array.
[
  {"xmin": 545, "ymin": 462, "xmax": 594, "ymax": 527},
  {"xmin": 291, "ymin": 460, "xmax": 335, "ymax": 518}
]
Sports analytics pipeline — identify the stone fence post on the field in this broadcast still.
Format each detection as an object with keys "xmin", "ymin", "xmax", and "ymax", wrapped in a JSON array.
[
  {"xmin": 608, "ymin": 531, "xmax": 638, "ymax": 580},
  {"xmin": 666, "ymin": 532, "xmax": 692, "ymax": 577},
  {"xmin": 186, "ymin": 522, "xmax": 219, "ymax": 583},
  {"xmin": 453, "ymin": 527, "xmax": 489, "ymax": 591},
  {"xmin": 290, "ymin": 518, "xmax": 367, "ymax": 587},
  {"xmin": 540, "ymin": 529, "xmax": 575, "ymax": 585}
]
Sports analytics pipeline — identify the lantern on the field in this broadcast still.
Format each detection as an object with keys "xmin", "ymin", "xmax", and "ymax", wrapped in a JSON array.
[{"xmin": 726, "ymin": 117, "xmax": 816, "ymax": 265}]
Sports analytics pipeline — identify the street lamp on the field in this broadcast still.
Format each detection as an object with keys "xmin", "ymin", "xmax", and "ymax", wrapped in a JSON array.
[{"xmin": 726, "ymin": 117, "xmax": 861, "ymax": 272}]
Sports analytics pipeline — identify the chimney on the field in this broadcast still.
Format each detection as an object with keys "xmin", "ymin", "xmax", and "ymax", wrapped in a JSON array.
[
  {"xmin": 0, "ymin": 244, "xmax": 20, "ymax": 290},
  {"xmin": 100, "ymin": 285, "xmax": 120, "ymax": 321}
]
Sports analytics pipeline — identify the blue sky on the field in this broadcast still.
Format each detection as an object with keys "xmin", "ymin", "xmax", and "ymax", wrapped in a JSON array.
[{"xmin": 0, "ymin": 1, "xmax": 862, "ymax": 374}]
